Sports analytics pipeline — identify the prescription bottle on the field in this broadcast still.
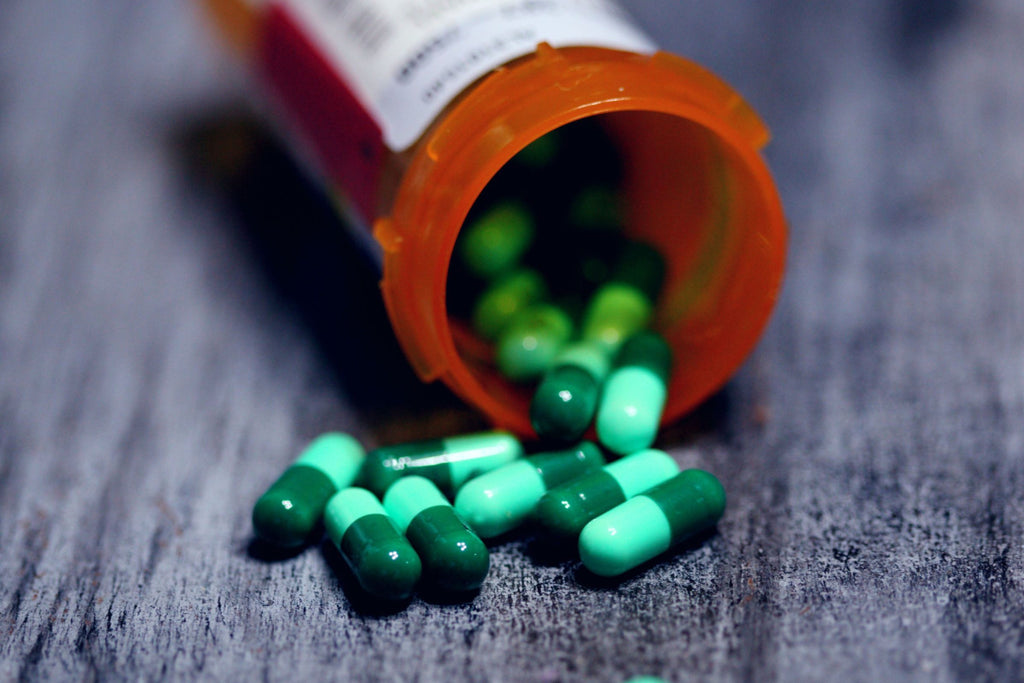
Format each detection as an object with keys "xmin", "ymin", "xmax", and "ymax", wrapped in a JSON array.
[{"xmin": 200, "ymin": 0, "xmax": 787, "ymax": 436}]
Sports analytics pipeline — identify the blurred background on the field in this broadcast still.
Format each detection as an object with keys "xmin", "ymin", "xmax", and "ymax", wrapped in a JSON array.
[{"xmin": 1, "ymin": 0, "xmax": 1023, "ymax": 680}]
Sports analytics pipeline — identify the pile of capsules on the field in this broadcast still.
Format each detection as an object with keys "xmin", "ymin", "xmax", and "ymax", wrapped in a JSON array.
[
  {"xmin": 448, "ymin": 119, "xmax": 672, "ymax": 451},
  {"xmin": 252, "ymin": 121, "xmax": 726, "ymax": 602},
  {"xmin": 253, "ymin": 431, "xmax": 725, "ymax": 601}
]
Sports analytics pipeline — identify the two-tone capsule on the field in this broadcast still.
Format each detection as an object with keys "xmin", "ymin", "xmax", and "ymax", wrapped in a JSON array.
[
  {"xmin": 530, "ymin": 341, "xmax": 610, "ymax": 443},
  {"xmin": 252, "ymin": 433, "xmax": 365, "ymax": 547},
  {"xmin": 533, "ymin": 448, "xmax": 680, "ymax": 541},
  {"xmin": 324, "ymin": 488, "xmax": 422, "ymax": 599},
  {"xmin": 579, "ymin": 469, "xmax": 726, "ymax": 577},
  {"xmin": 581, "ymin": 240, "xmax": 665, "ymax": 355},
  {"xmin": 495, "ymin": 303, "xmax": 574, "ymax": 381},
  {"xmin": 596, "ymin": 331, "xmax": 672, "ymax": 455},
  {"xmin": 360, "ymin": 431, "xmax": 523, "ymax": 497},
  {"xmin": 454, "ymin": 442, "xmax": 606, "ymax": 538},
  {"xmin": 472, "ymin": 268, "xmax": 546, "ymax": 341},
  {"xmin": 383, "ymin": 476, "xmax": 490, "ymax": 592}
]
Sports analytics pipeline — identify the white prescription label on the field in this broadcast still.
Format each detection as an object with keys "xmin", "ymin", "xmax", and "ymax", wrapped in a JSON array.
[{"xmin": 280, "ymin": 0, "xmax": 655, "ymax": 150}]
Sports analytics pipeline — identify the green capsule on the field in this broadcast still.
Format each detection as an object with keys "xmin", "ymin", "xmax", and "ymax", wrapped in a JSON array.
[
  {"xmin": 459, "ymin": 202, "xmax": 534, "ymax": 280},
  {"xmin": 596, "ymin": 331, "xmax": 672, "ymax": 455},
  {"xmin": 613, "ymin": 241, "xmax": 666, "ymax": 303},
  {"xmin": 252, "ymin": 433, "xmax": 365, "ymax": 547},
  {"xmin": 454, "ymin": 442, "xmax": 605, "ymax": 538},
  {"xmin": 533, "ymin": 448, "xmax": 679, "ymax": 541},
  {"xmin": 530, "ymin": 341, "xmax": 611, "ymax": 443},
  {"xmin": 514, "ymin": 130, "xmax": 561, "ymax": 168},
  {"xmin": 496, "ymin": 303, "xmax": 574, "ymax": 381},
  {"xmin": 361, "ymin": 430, "xmax": 523, "ymax": 497},
  {"xmin": 324, "ymin": 488, "xmax": 422, "ymax": 599},
  {"xmin": 581, "ymin": 241, "xmax": 665, "ymax": 354},
  {"xmin": 569, "ymin": 186, "xmax": 623, "ymax": 231},
  {"xmin": 579, "ymin": 469, "xmax": 725, "ymax": 577},
  {"xmin": 383, "ymin": 476, "xmax": 490, "ymax": 592},
  {"xmin": 580, "ymin": 284, "xmax": 653, "ymax": 354},
  {"xmin": 471, "ymin": 268, "xmax": 547, "ymax": 341}
]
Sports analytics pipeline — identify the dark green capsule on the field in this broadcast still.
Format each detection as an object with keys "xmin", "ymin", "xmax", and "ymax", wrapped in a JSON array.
[
  {"xmin": 252, "ymin": 433, "xmax": 365, "ymax": 547},
  {"xmin": 514, "ymin": 130, "xmax": 561, "ymax": 168},
  {"xmin": 569, "ymin": 186, "xmax": 624, "ymax": 231},
  {"xmin": 324, "ymin": 488, "xmax": 421, "ymax": 599},
  {"xmin": 360, "ymin": 431, "xmax": 523, "ymax": 497},
  {"xmin": 579, "ymin": 469, "xmax": 726, "ymax": 576},
  {"xmin": 533, "ymin": 449, "xmax": 679, "ymax": 541},
  {"xmin": 453, "ymin": 441, "xmax": 606, "ymax": 538},
  {"xmin": 530, "ymin": 341, "xmax": 610, "ymax": 443},
  {"xmin": 612, "ymin": 240, "xmax": 666, "ymax": 303},
  {"xmin": 383, "ymin": 476, "xmax": 490, "ymax": 593}
]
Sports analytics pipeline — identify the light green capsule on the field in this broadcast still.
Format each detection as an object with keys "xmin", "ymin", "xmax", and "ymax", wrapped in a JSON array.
[
  {"xmin": 471, "ymin": 268, "xmax": 547, "ymax": 341},
  {"xmin": 324, "ymin": 488, "xmax": 421, "ymax": 600},
  {"xmin": 384, "ymin": 476, "xmax": 490, "ymax": 592},
  {"xmin": 361, "ymin": 430, "xmax": 523, "ymax": 497},
  {"xmin": 579, "ymin": 469, "xmax": 725, "ymax": 577},
  {"xmin": 581, "ymin": 283, "xmax": 653, "ymax": 355},
  {"xmin": 496, "ymin": 303, "xmax": 574, "ymax": 381},
  {"xmin": 459, "ymin": 202, "xmax": 534, "ymax": 280},
  {"xmin": 596, "ymin": 331, "xmax": 672, "ymax": 455},
  {"xmin": 454, "ymin": 442, "xmax": 605, "ymax": 538},
  {"xmin": 252, "ymin": 433, "xmax": 365, "ymax": 547},
  {"xmin": 581, "ymin": 241, "xmax": 665, "ymax": 355}
]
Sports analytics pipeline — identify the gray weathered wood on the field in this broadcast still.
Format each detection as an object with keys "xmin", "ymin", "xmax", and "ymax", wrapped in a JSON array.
[{"xmin": 2, "ymin": 0, "xmax": 1023, "ymax": 680}]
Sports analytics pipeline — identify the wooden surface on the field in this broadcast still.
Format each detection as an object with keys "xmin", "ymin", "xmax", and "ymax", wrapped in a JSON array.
[{"xmin": 3, "ymin": 0, "xmax": 1024, "ymax": 680}]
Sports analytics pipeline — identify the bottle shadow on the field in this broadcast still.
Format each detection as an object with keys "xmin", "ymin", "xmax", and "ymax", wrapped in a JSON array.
[{"xmin": 175, "ymin": 112, "xmax": 480, "ymax": 438}]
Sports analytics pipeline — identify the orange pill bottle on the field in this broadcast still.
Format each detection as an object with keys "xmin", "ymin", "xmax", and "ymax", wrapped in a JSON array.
[{"xmin": 200, "ymin": 0, "xmax": 787, "ymax": 436}]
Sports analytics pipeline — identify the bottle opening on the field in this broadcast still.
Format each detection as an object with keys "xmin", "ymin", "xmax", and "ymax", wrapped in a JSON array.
[
  {"xmin": 443, "ymin": 110, "xmax": 783, "ymax": 436},
  {"xmin": 380, "ymin": 47, "xmax": 786, "ymax": 437}
]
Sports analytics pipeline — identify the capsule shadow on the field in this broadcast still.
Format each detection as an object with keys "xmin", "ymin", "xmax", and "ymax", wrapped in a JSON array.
[
  {"xmin": 572, "ymin": 527, "xmax": 720, "ymax": 589},
  {"xmin": 893, "ymin": 0, "xmax": 965, "ymax": 63},
  {"xmin": 245, "ymin": 536, "xmax": 310, "ymax": 563},
  {"xmin": 415, "ymin": 583, "xmax": 483, "ymax": 607},
  {"xmin": 175, "ymin": 113, "xmax": 472, "ymax": 431},
  {"xmin": 320, "ymin": 539, "xmax": 415, "ymax": 616},
  {"xmin": 521, "ymin": 526, "xmax": 580, "ymax": 567},
  {"xmin": 655, "ymin": 388, "xmax": 732, "ymax": 446}
]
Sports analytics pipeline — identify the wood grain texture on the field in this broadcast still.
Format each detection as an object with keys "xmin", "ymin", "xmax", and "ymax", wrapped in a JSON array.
[{"xmin": 2, "ymin": 0, "xmax": 1024, "ymax": 680}]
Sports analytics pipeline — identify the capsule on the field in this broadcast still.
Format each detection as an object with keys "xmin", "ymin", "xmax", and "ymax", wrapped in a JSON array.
[
  {"xmin": 579, "ymin": 469, "xmax": 726, "ymax": 577},
  {"xmin": 581, "ymin": 241, "xmax": 665, "ymax": 354},
  {"xmin": 569, "ymin": 186, "xmax": 623, "ymax": 231},
  {"xmin": 596, "ymin": 331, "xmax": 672, "ymax": 455},
  {"xmin": 361, "ymin": 431, "xmax": 523, "ymax": 497},
  {"xmin": 472, "ymin": 268, "xmax": 546, "ymax": 341},
  {"xmin": 533, "ymin": 448, "xmax": 679, "ymax": 541},
  {"xmin": 252, "ymin": 433, "xmax": 365, "ymax": 547},
  {"xmin": 324, "ymin": 488, "xmax": 422, "ymax": 599},
  {"xmin": 383, "ymin": 476, "xmax": 490, "ymax": 592},
  {"xmin": 514, "ymin": 129, "xmax": 561, "ymax": 168},
  {"xmin": 495, "ymin": 303, "xmax": 574, "ymax": 381},
  {"xmin": 530, "ymin": 341, "xmax": 610, "ymax": 443},
  {"xmin": 454, "ymin": 442, "xmax": 606, "ymax": 538},
  {"xmin": 459, "ymin": 201, "xmax": 534, "ymax": 280}
]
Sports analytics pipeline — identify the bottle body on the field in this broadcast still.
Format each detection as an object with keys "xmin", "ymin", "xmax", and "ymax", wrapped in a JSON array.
[{"xmin": 201, "ymin": 0, "xmax": 787, "ymax": 435}]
